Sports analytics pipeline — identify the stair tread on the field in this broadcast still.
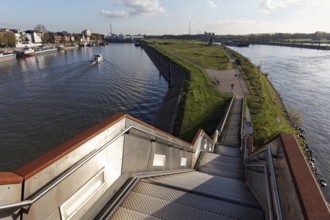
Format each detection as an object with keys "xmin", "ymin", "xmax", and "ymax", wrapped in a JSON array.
[
  {"xmin": 109, "ymin": 172, "xmax": 263, "ymax": 220},
  {"xmin": 215, "ymin": 145, "xmax": 242, "ymax": 157}
]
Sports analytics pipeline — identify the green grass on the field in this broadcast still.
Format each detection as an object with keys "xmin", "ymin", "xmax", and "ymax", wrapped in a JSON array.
[
  {"xmin": 146, "ymin": 39, "xmax": 233, "ymax": 70},
  {"xmin": 224, "ymin": 47, "xmax": 295, "ymax": 146},
  {"xmin": 146, "ymin": 39, "xmax": 232, "ymax": 141},
  {"xmin": 146, "ymin": 39, "xmax": 295, "ymax": 146}
]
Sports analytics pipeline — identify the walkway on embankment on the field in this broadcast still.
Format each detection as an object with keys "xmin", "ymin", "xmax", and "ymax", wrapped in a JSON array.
[
  {"xmin": 205, "ymin": 66, "xmax": 250, "ymax": 146},
  {"xmin": 198, "ymin": 64, "xmax": 250, "ymax": 184},
  {"xmin": 143, "ymin": 43, "xmax": 250, "ymax": 145}
]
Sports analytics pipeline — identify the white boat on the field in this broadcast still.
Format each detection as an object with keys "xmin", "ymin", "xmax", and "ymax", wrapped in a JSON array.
[
  {"xmin": 17, "ymin": 47, "xmax": 35, "ymax": 57},
  {"xmin": 35, "ymin": 47, "xmax": 58, "ymax": 55},
  {"xmin": 91, "ymin": 54, "xmax": 103, "ymax": 63},
  {"xmin": 22, "ymin": 47, "xmax": 35, "ymax": 56},
  {"xmin": 58, "ymin": 45, "xmax": 65, "ymax": 50},
  {"xmin": 0, "ymin": 53, "xmax": 16, "ymax": 62}
]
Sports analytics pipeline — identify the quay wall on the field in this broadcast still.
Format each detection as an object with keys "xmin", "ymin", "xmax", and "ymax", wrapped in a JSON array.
[{"xmin": 141, "ymin": 43, "xmax": 187, "ymax": 134}]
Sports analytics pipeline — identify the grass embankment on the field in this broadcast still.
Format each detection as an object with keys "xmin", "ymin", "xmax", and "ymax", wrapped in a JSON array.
[
  {"xmin": 146, "ymin": 39, "xmax": 294, "ymax": 146},
  {"xmin": 224, "ymin": 47, "xmax": 295, "ymax": 146},
  {"xmin": 148, "ymin": 39, "xmax": 233, "ymax": 70},
  {"xmin": 146, "ymin": 40, "xmax": 232, "ymax": 141}
]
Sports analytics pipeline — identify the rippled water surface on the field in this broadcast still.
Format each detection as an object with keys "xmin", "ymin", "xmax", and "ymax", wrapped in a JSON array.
[
  {"xmin": 232, "ymin": 45, "xmax": 330, "ymax": 202},
  {"xmin": 0, "ymin": 44, "xmax": 168, "ymax": 171}
]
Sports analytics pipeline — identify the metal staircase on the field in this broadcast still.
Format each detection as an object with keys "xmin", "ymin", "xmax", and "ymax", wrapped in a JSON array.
[
  {"xmin": 109, "ymin": 171, "xmax": 263, "ymax": 220},
  {"xmin": 106, "ymin": 95, "xmax": 264, "ymax": 219},
  {"xmin": 198, "ymin": 146, "xmax": 244, "ymax": 180}
]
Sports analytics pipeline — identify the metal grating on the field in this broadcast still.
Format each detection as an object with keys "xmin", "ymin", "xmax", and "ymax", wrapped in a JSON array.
[
  {"xmin": 110, "ymin": 207, "xmax": 162, "ymax": 220},
  {"xmin": 145, "ymin": 172, "xmax": 259, "ymax": 206},
  {"xmin": 198, "ymin": 152, "xmax": 244, "ymax": 179},
  {"xmin": 133, "ymin": 181, "xmax": 263, "ymax": 219},
  {"xmin": 119, "ymin": 191, "xmax": 234, "ymax": 220},
  {"xmin": 214, "ymin": 145, "xmax": 242, "ymax": 157},
  {"xmin": 109, "ymin": 171, "xmax": 264, "ymax": 220}
]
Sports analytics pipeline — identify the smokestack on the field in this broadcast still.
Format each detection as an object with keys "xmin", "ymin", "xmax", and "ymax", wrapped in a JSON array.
[{"xmin": 189, "ymin": 21, "xmax": 191, "ymax": 35}]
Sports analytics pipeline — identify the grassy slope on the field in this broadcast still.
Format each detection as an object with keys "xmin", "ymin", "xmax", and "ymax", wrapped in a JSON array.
[
  {"xmin": 147, "ymin": 39, "xmax": 232, "ymax": 70},
  {"xmin": 146, "ymin": 40, "xmax": 231, "ymax": 141},
  {"xmin": 146, "ymin": 39, "xmax": 294, "ymax": 146},
  {"xmin": 224, "ymin": 47, "xmax": 295, "ymax": 146}
]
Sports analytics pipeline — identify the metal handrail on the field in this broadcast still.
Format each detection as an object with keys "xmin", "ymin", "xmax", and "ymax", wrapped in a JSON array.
[
  {"xmin": 0, "ymin": 126, "xmax": 133, "ymax": 212},
  {"xmin": 245, "ymin": 163, "xmax": 274, "ymax": 220},
  {"xmin": 97, "ymin": 169, "xmax": 194, "ymax": 219},
  {"xmin": 219, "ymin": 94, "xmax": 235, "ymax": 134},
  {"xmin": 240, "ymin": 97, "xmax": 245, "ymax": 149},
  {"xmin": 267, "ymin": 148, "xmax": 283, "ymax": 220},
  {"xmin": 245, "ymin": 146, "xmax": 283, "ymax": 220},
  {"xmin": 0, "ymin": 124, "xmax": 197, "ymax": 213},
  {"xmin": 132, "ymin": 126, "xmax": 193, "ymax": 152}
]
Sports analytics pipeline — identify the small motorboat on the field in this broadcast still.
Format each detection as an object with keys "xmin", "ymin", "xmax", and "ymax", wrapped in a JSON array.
[
  {"xmin": 91, "ymin": 54, "xmax": 103, "ymax": 63},
  {"xmin": 16, "ymin": 47, "xmax": 35, "ymax": 57}
]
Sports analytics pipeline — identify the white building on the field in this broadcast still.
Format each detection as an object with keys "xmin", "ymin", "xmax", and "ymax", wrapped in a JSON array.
[{"xmin": 81, "ymin": 29, "xmax": 91, "ymax": 37}]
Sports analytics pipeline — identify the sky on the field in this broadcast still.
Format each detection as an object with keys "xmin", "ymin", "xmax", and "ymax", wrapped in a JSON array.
[{"xmin": 1, "ymin": 0, "xmax": 330, "ymax": 35}]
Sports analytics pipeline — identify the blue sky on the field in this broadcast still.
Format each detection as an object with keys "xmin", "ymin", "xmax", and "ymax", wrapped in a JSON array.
[{"xmin": 1, "ymin": 0, "xmax": 329, "ymax": 35}]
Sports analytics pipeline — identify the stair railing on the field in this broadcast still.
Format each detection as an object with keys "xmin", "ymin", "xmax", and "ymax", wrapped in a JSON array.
[
  {"xmin": 245, "ymin": 145, "xmax": 283, "ymax": 220},
  {"xmin": 0, "ymin": 125, "xmax": 194, "ymax": 215}
]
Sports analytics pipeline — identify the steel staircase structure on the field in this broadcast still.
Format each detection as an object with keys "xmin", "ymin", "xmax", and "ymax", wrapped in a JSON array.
[{"xmin": 0, "ymin": 111, "xmax": 329, "ymax": 219}]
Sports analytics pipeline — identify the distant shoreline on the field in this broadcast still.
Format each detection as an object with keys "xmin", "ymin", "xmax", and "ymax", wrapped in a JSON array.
[{"xmin": 252, "ymin": 42, "xmax": 330, "ymax": 50}]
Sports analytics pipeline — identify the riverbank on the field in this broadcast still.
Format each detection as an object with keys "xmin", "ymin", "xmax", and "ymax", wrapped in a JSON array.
[
  {"xmin": 141, "ymin": 43, "xmax": 186, "ymax": 134},
  {"xmin": 145, "ymin": 39, "xmax": 294, "ymax": 146},
  {"xmin": 231, "ymin": 44, "xmax": 330, "ymax": 198},
  {"xmin": 254, "ymin": 42, "xmax": 330, "ymax": 50},
  {"xmin": 224, "ymin": 46, "xmax": 294, "ymax": 146},
  {"xmin": 143, "ymin": 40, "xmax": 231, "ymax": 141}
]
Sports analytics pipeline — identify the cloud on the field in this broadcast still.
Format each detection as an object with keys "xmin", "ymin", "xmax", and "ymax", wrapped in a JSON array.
[
  {"xmin": 259, "ymin": 0, "xmax": 330, "ymax": 13},
  {"xmin": 206, "ymin": 0, "xmax": 218, "ymax": 8},
  {"xmin": 208, "ymin": 19, "xmax": 266, "ymax": 26},
  {"xmin": 100, "ymin": 10, "xmax": 128, "ymax": 18},
  {"xmin": 259, "ymin": 0, "xmax": 283, "ymax": 13},
  {"xmin": 101, "ymin": 0, "xmax": 165, "ymax": 18}
]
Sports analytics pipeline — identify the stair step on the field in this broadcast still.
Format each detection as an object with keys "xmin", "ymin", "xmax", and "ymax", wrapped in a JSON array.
[
  {"xmin": 109, "ymin": 172, "xmax": 264, "ymax": 220},
  {"xmin": 110, "ymin": 207, "xmax": 161, "ymax": 220},
  {"xmin": 221, "ymin": 97, "xmax": 243, "ymax": 147},
  {"xmin": 144, "ymin": 172, "xmax": 259, "ymax": 206},
  {"xmin": 198, "ymin": 164, "xmax": 244, "ymax": 179},
  {"xmin": 198, "ymin": 152, "xmax": 244, "ymax": 179},
  {"xmin": 119, "ymin": 191, "xmax": 235, "ymax": 220},
  {"xmin": 214, "ymin": 145, "xmax": 242, "ymax": 157}
]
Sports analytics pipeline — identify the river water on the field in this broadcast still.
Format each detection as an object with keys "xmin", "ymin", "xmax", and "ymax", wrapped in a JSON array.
[
  {"xmin": 0, "ymin": 44, "xmax": 168, "ymax": 171},
  {"xmin": 231, "ymin": 45, "xmax": 330, "ymax": 202}
]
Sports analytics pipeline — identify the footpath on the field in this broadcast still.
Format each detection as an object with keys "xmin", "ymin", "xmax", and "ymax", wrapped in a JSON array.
[
  {"xmin": 198, "ymin": 62, "xmax": 251, "ymax": 180},
  {"xmin": 142, "ymin": 43, "xmax": 250, "ymax": 145}
]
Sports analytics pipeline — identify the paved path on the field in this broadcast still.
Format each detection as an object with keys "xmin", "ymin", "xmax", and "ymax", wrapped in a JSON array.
[
  {"xmin": 205, "ymin": 69, "xmax": 250, "ymax": 96},
  {"xmin": 205, "ymin": 67, "xmax": 249, "ymax": 148}
]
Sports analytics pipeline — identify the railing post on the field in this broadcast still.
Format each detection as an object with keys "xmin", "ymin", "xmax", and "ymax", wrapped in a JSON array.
[{"xmin": 267, "ymin": 146, "xmax": 283, "ymax": 220}]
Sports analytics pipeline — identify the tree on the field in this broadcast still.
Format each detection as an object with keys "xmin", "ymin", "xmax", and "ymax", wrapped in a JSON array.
[
  {"xmin": 42, "ymin": 32, "xmax": 54, "ymax": 43},
  {"xmin": 73, "ymin": 34, "xmax": 81, "ymax": 42},
  {"xmin": 91, "ymin": 33, "xmax": 103, "ymax": 42},
  {"xmin": 0, "ymin": 32, "xmax": 16, "ymax": 47},
  {"xmin": 60, "ymin": 36, "xmax": 66, "ymax": 44},
  {"xmin": 34, "ymin": 24, "xmax": 47, "ymax": 33},
  {"xmin": 314, "ymin": 31, "xmax": 326, "ymax": 41}
]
